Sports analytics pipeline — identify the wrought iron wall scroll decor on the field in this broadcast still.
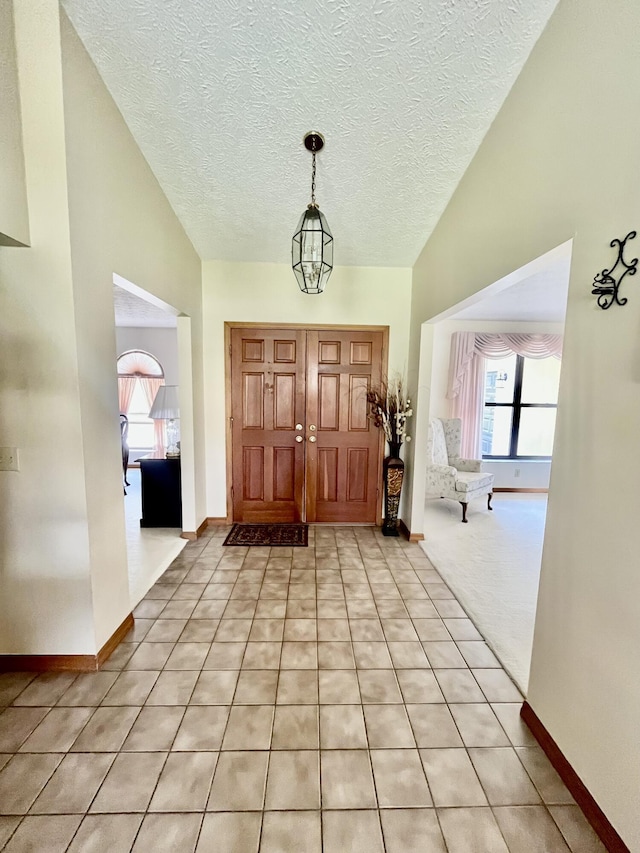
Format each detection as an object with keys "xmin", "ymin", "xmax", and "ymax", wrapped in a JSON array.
[{"xmin": 592, "ymin": 231, "xmax": 638, "ymax": 309}]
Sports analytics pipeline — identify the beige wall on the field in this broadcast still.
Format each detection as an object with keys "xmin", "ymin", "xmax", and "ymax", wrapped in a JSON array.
[
  {"xmin": 0, "ymin": 1, "xmax": 204, "ymax": 655},
  {"xmin": 0, "ymin": 0, "xmax": 94, "ymax": 654},
  {"xmin": 0, "ymin": 0, "xmax": 29, "ymax": 246},
  {"xmin": 202, "ymin": 261, "xmax": 412, "ymax": 518},
  {"xmin": 60, "ymin": 13, "xmax": 204, "ymax": 646},
  {"xmin": 407, "ymin": 0, "xmax": 640, "ymax": 846}
]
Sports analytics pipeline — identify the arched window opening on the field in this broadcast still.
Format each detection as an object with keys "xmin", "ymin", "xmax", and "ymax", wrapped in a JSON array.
[{"xmin": 117, "ymin": 350, "xmax": 165, "ymax": 452}]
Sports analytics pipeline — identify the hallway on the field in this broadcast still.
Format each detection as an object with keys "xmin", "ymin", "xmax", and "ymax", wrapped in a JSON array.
[{"xmin": 0, "ymin": 527, "xmax": 603, "ymax": 852}]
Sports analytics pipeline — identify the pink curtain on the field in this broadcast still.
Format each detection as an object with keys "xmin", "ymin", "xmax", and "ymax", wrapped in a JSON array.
[
  {"xmin": 447, "ymin": 332, "xmax": 563, "ymax": 457},
  {"xmin": 451, "ymin": 351, "xmax": 485, "ymax": 458},
  {"xmin": 139, "ymin": 377, "xmax": 165, "ymax": 452},
  {"xmin": 117, "ymin": 377, "xmax": 137, "ymax": 415}
]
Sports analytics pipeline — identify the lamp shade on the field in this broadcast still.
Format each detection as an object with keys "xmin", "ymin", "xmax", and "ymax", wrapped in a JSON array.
[{"xmin": 149, "ymin": 385, "xmax": 180, "ymax": 420}]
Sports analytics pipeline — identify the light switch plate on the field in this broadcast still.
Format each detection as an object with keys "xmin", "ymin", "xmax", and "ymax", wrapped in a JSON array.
[{"xmin": 0, "ymin": 447, "xmax": 19, "ymax": 471}]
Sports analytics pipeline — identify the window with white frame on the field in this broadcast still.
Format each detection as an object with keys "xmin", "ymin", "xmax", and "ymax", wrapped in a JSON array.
[{"xmin": 482, "ymin": 354, "xmax": 561, "ymax": 458}]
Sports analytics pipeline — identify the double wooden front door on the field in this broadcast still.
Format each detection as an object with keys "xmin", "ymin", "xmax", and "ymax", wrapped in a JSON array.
[{"xmin": 229, "ymin": 326, "xmax": 386, "ymax": 524}]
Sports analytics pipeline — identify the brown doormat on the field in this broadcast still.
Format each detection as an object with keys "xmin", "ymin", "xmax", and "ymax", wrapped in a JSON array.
[{"xmin": 223, "ymin": 523, "xmax": 309, "ymax": 547}]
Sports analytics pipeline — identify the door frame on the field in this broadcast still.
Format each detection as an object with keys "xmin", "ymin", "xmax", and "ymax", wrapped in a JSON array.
[{"xmin": 224, "ymin": 322, "xmax": 389, "ymax": 525}]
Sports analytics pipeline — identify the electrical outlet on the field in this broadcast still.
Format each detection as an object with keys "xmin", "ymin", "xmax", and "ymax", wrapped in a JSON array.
[
  {"xmin": 514, "ymin": 468, "xmax": 520, "ymax": 478},
  {"xmin": 0, "ymin": 447, "xmax": 19, "ymax": 471}
]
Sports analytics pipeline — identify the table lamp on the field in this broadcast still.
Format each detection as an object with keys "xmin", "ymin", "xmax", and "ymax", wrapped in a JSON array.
[{"xmin": 149, "ymin": 385, "xmax": 180, "ymax": 458}]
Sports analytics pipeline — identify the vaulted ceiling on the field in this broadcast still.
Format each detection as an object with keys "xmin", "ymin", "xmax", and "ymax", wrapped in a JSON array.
[{"xmin": 62, "ymin": 0, "xmax": 558, "ymax": 267}]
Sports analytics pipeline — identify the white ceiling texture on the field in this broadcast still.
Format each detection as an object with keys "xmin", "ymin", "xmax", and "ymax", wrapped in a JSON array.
[
  {"xmin": 112, "ymin": 284, "xmax": 178, "ymax": 328},
  {"xmin": 452, "ymin": 255, "xmax": 571, "ymax": 323},
  {"xmin": 62, "ymin": 0, "xmax": 559, "ymax": 268}
]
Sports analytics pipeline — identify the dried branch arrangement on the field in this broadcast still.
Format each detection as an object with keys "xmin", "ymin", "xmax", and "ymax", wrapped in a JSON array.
[{"xmin": 366, "ymin": 375, "xmax": 413, "ymax": 450}]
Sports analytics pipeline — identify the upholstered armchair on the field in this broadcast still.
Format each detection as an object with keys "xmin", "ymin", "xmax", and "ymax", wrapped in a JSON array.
[{"xmin": 426, "ymin": 418, "xmax": 494, "ymax": 523}]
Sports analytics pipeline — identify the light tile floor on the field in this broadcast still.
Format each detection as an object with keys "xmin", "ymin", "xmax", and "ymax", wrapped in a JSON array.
[{"xmin": 0, "ymin": 526, "xmax": 605, "ymax": 852}]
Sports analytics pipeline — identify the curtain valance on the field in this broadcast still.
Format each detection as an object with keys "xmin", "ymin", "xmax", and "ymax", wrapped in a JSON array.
[
  {"xmin": 474, "ymin": 333, "xmax": 562, "ymax": 361},
  {"xmin": 447, "ymin": 332, "xmax": 562, "ymax": 402}
]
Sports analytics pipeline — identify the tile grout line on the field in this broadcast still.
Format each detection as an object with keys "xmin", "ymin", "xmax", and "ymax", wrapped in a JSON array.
[
  {"xmin": 0, "ymin": 526, "xmax": 587, "ymax": 853},
  {"xmin": 356, "ymin": 533, "xmax": 391, "ymax": 853}
]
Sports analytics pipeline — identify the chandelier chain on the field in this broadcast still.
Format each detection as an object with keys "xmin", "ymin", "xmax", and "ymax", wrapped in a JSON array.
[{"xmin": 311, "ymin": 151, "xmax": 316, "ymax": 206}]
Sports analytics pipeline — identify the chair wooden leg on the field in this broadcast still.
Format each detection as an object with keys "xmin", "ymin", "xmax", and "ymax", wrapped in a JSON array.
[
  {"xmin": 460, "ymin": 502, "xmax": 468, "ymax": 523},
  {"xmin": 487, "ymin": 492, "xmax": 493, "ymax": 511}
]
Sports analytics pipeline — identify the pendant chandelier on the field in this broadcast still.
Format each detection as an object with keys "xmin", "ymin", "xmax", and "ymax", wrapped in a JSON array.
[{"xmin": 292, "ymin": 131, "xmax": 334, "ymax": 294}]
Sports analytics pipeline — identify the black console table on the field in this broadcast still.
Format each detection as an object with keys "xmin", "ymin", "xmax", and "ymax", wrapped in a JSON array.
[{"xmin": 139, "ymin": 452, "xmax": 182, "ymax": 528}]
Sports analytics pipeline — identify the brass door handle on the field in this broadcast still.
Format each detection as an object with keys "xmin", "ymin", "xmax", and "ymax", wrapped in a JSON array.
[
  {"xmin": 308, "ymin": 436, "xmax": 317, "ymax": 443},
  {"xmin": 296, "ymin": 424, "xmax": 303, "ymax": 431},
  {"xmin": 295, "ymin": 435, "xmax": 304, "ymax": 443}
]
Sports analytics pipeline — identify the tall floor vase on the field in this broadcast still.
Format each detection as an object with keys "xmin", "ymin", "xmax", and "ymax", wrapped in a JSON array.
[{"xmin": 382, "ymin": 444, "xmax": 404, "ymax": 537}]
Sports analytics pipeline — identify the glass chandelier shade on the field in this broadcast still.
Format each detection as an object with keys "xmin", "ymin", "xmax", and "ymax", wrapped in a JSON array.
[
  {"xmin": 292, "ymin": 205, "xmax": 334, "ymax": 294},
  {"xmin": 292, "ymin": 132, "xmax": 333, "ymax": 295}
]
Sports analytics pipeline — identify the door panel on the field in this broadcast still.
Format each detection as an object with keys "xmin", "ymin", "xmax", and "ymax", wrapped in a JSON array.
[
  {"xmin": 274, "ymin": 374, "xmax": 296, "ymax": 429},
  {"xmin": 346, "ymin": 448, "xmax": 369, "ymax": 502},
  {"xmin": 348, "ymin": 375, "xmax": 370, "ymax": 430},
  {"xmin": 242, "ymin": 374, "xmax": 264, "ymax": 428},
  {"xmin": 231, "ymin": 328, "xmax": 306, "ymax": 522},
  {"xmin": 306, "ymin": 330, "xmax": 384, "ymax": 523},
  {"xmin": 273, "ymin": 447, "xmax": 296, "ymax": 501},
  {"xmin": 318, "ymin": 374, "xmax": 340, "ymax": 430},
  {"xmin": 317, "ymin": 448, "xmax": 339, "ymax": 503}
]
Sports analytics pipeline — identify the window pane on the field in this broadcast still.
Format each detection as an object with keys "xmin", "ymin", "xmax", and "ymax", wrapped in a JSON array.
[
  {"xmin": 482, "ymin": 406, "xmax": 513, "ymax": 456},
  {"xmin": 128, "ymin": 381, "xmax": 152, "ymax": 417},
  {"xmin": 484, "ymin": 354, "xmax": 517, "ymax": 404},
  {"xmin": 517, "ymin": 408, "xmax": 557, "ymax": 456},
  {"xmin": 127, "ymin": 422, "xmax": 155, "ymax": 448},
  {"xmin": 521, "ymin": 357, "xmax": 561, "ymax": 404}
]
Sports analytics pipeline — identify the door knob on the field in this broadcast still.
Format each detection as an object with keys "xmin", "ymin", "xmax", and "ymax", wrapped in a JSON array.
[
  {"xmin": 308, "ymin": 435, "xmax": 317, "ymax": 443},
  {"xmin": 295, "ymin": 424, "xmax": 303, "ymax": 431},
  {"xmin": 309, "ymin": 424, "xmax": 316, "ymax": 431},
  {"xmin": 295, "ymin": 435, "xmax": 304, "ymax": 443}
]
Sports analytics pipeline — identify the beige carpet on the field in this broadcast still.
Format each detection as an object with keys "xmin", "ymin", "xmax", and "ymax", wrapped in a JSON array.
[{"xmin": 420, "ymin": 493, "xmax": 547, "ymax": 693}]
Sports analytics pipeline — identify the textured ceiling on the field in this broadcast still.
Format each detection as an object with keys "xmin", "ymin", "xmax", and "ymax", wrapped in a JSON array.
[
  {"xmin": 62, "ymin": 0, "xmax": 559, "ymax": 267},
  {"xmin": 113, "ymin": 285, "xmax": 177, "ymax": 328},
  {"xmin": 452, "ymin": 256, "xmax": 571, "ymax": 323}
]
